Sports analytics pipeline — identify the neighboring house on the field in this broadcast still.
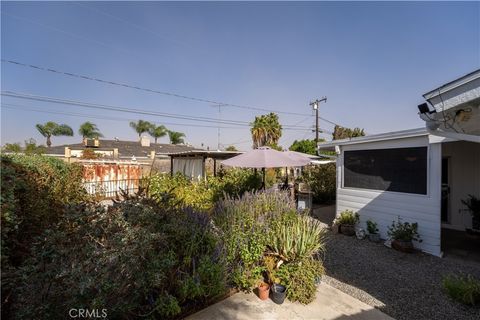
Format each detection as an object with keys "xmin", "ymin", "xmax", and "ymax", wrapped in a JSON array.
[
  {"xmin": 318, "ymin": 70, "xmax": 480, "ymax": 257},
  {"xmin": 44, "ymin": 137, "xmax": 201, "ymax": 197}
]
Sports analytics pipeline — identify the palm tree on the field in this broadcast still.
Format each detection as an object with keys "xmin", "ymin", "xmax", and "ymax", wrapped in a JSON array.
[
  {"xmin": 148, "ymin": 124, "xmax": 167, "ymax": 144},
  {"xmin": 250, "ymin": 112, "xmax": 282, "ymax": 148},
  {"xmin": 129, "ymin": 120, "xmax": 152, "ymax": 139},
  {"xmin": 168, "ymin": 131, "xmax": 185, "ymax": 145},
  {"xmin": 35, "ymin": 121, "xmax": 73, "ymax": 147},
  {"xmin": 78, "ymin": 122, "xmax": 103, "ymax": 140}
]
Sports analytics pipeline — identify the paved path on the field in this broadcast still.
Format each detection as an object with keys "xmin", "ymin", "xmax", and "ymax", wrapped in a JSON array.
[{"xmin": 187, "ymin": 282, "xmax": 394, "ymax": 320}]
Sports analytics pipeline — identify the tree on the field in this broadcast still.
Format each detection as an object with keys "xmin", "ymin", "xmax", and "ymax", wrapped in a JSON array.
[
  {"xmin": 332, "ymin": 125, "xmax": 365, "ymax": 140},
  {"xmin": 129, "ymin": 120, "xmax": 152, "ymax": 139},
  {"xmin": 225, "ymin": 145, "xmax": 237, "ymax": 151},
  {"xmin": 35, "ymin": 122, "xmax": 73, "ymax": 147},
  {"xmin": 148, "ymin": 124, "xmax": 168, "ymax": 144},
  {"xmin": 78, "ymin": 122, "xmax": 103, "ymax": 139},
  {"xmin": 168, "ymin": 131, "xmax": 185, "ymax": 144},
  {"xmin": 2, "ymin": 142, "xmax": 21, "ymax": 153},
  {"xmin": 289, "ymin": 139, "xmax": 324, "ymax": 155},
  {"xmin": 250, "ymin": 112, "xmax": 282, "ymax": 149},
  {"xmin": 24, "ymin": 138, "xmax": 46, "ymax": 155}
]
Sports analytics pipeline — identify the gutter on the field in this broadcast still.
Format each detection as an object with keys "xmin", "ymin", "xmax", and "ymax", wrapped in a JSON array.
[{"xmin": 427, "ymin": 128, "xmax": 480, "ymax": 144}]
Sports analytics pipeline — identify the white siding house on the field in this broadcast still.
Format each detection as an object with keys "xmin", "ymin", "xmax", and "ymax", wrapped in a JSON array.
[{"xmin": 319, "ymin": 70, "xmax": 480, "ymax": 257}]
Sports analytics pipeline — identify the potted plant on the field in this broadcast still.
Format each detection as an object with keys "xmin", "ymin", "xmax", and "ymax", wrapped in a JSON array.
[
  {"xmin": 461, "ymin": 194, "xmax": 480, "ymax": 231},
  {"xmin": 264, "ymin": 256, "xmax": 287, "ymax": 304},
  {"xmin": 366, "ymin": 219, "xmax": 381, "ymax": 242},
  {"xmin": 334, "ymin": 210, "xmax": 359, "ymax": 236},
  {"xmin": 257, "ymin": 281, "xmax": 270, "ymax": 301},
  {"xmin": 387, "ymin": 217, "xmax": 422, "ymax": 253},
  {"xmin": 271, "ymin": 283, "xmax": 287, "ymax": 304}
]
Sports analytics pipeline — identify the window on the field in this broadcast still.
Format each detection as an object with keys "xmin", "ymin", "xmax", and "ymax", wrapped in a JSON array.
[{"xmin": 344, "ymin": 147, "xmax": 427, "ymax": 194}]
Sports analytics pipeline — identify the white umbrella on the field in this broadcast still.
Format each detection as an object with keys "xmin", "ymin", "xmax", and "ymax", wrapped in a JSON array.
[
  {"xmin": 222, "ymin": 147, "xmax": 310, "ymax": 188},
  {"xmin": 221, "ymin": 147, "xmax": 309, "ymax": 168}
]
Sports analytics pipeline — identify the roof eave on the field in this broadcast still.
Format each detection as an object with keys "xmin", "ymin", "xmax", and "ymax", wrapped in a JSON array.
[
  {"xmin": 317, "ymin": 128, "xmax": 428, "ymax": 149},
  {"xmin": 423, "ymin": 69, "xmax": 480, "ymax": 101}
]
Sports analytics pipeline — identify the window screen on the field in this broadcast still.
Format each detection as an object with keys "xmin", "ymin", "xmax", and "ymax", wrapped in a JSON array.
[{"xmin": 344, "ymin": 147, "xmax": 427, "ymax": 194}]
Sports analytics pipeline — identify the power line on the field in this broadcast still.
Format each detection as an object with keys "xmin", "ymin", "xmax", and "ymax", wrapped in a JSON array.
[
  {"xmin": 2, "ymin": 59, "xmax": 342, "ymax": 123},
  {"xmin": 0, "ymin": 103, "xmax": 247, "ymax": 130},
  {"xmin": 1, "ymin": 91, "xmax": 315, "ymax": 131}
]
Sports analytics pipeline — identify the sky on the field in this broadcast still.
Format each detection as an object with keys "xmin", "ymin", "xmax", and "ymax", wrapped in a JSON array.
[{"xmin": 1, "ymin": 1, "xmax": 479, "ymax": 151}]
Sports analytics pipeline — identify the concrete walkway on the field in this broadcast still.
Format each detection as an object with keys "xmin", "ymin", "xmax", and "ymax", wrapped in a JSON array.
[{"xmin": 187, "ymin": 282, "xmax": 394, "ymax": 320}]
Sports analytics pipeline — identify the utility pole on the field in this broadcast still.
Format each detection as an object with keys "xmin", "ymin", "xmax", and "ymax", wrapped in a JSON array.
[
  {"xmin": 211, "ymin": 104, "xmax": 226, "ymax": 151},
  {"xmin": 310, "ymin": 97, "xmax": 327, "ymax": 142}
]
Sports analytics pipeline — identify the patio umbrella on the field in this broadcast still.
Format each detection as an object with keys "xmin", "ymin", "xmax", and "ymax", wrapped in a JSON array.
[
  {"xmin": 221, "ymin": 147, "xmax": 310, "ymax": 187},
  {"xmin": 282, "ymin": 150, "xmax": 314, "ymax": 164}
]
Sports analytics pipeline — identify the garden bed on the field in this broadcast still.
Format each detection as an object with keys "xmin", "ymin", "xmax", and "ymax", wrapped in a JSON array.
[{"xmin": 323, "ymin": 231, "xmax": 480, "ymax": 320}]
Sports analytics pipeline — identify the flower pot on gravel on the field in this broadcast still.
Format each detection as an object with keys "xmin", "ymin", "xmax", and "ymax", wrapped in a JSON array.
[
  {"xmin": 258, "ymin": 282, "xmax": 270, "ymax": 300},
  {"xmin": 271, "ymin": 283, "xmax": 286, "ymax": 304},
  {"xmin": 340, "ymin": 224, "xmax": 356, "ymax": 236},
  {"xmin": 368, "ymin": 233, "xmax": 381, "ymax": 243},
  {"xmin": 391, "ymin": 239, "xmax": 414, "ymax": 253}
]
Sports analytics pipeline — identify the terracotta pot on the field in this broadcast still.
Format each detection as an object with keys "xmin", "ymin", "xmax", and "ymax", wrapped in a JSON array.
[
  {"xmin": 340, "ymin": 224, "xmax": 355, "ymax": 236},
  {"xmin": 392, "ymin": 239, "xmax": 414, "ymax": 253},
  {"xmin": 258, "ymin": 282, "xmax": 270, "ymax": 301}
]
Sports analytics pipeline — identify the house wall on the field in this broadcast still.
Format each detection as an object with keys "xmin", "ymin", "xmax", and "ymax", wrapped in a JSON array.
[
  {"xmin": 336, "ymin": 135, "xmax": 442, "ymax": 256},
  {"xmin": 442, "ymin": 141, "xmax": 480, "ymax": 230}
]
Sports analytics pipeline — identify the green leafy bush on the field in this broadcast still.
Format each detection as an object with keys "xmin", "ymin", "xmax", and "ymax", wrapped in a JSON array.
[
  {"xmin": 209, "ymin": 168, "xmax": 262, "ymax": 201},
  {"xmin": 277, "ymin": 258, "xmax": 325, "ymax": 304},
  {"xmin": 366, "ymin": 219, "xmax": 379, "ymax": 234},
  {"xmin": 300, "ymin": 163, "xmax": 336, "ymax": 203},
  {"xmin": 148, "ymin": 173, "xmax": 215, "ymax": 211},
  {"xmin": 11, "ymin": 197, "xmax": 226, "ymax": 319},
  {"xmin": 1, "ymin": 155, "xmax": 88, "ymax": 317},
  {"xmin": 334, "ymin": 210, "xmax": 359, "ymax": 225},
  {"xmin": 443, "ymin": 274, "xmax": 480, "ymax": 306},
  {"xmin": 147, "ymin": 169, "xmax": 262, "ymax": 211},
  {"xmin": 387, "ymin": 217, "xmax": 422, "ymax": 242}
]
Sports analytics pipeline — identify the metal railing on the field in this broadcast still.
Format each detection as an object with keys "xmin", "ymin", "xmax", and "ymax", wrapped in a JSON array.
[{"xmin": 83, "ymin": 179, "xmax": 140, "ymax": 198}]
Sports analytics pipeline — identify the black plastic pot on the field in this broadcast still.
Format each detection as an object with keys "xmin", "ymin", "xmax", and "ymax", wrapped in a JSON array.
[
  {"xmin": 271, "ymin": 283, "xmax": 286, "ymax": 305},
  {"xmin": 340, "ymin": 224, "xmax": 355, "ymax": 236},
  {"xmin": 368, "ymin": 233, "xmax": 381, "ymax": 243}
]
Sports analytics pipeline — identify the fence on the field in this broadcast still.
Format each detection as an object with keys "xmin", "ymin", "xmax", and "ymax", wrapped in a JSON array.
[{"xmin": 83, "ymin": 178, "xmax": 141, "ymax": 198}]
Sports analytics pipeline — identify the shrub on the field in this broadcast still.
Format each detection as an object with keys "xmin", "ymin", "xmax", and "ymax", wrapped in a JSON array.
[
  {"xmin": 11, "ymin": 198, "xmax": 227, "ymax": 319},
  {"xmin": 148, "ymin": 173, "xmax": 215, "ymax": 211},
  {"xmin": 267, "ymin": 212, "xmax": 326, "ymax": 263},
  {"xmin": 334, "ymin": 210, "xmax": 359, "ymax": 225},
  {"xmin": 213, "ymin": 191, "xmax": 295, "ymax": 290},
  {"xmin": 300, "ymin": 163, "xmax": 336, "ymax": 203},
  {"xmin": 1, "ymin": 155, "xmax": 87, "ymax": 263},
  {"xmin": 213, "ymin": 190, "xmax": 326, "ymax": 304},
  {"xmin": 147, "ymin": 169, "xmax": 262, "ymax": 211},
  {"xmin": 443, "ymin": 274, "xmax": 480, "ymax": 306},
  {"xmin": 387, "ymin": 217, "xmax": 422, "ymax": 242},
  {"xmin": 1, "ymin": 155, "xmax": 89, "ymax": 318},
  {"xmin": 209, "ymin": 168, "xmax": 262, "ymax": 201},
  {"xmin": 366, "ymin": 219, "xmax": 379, "ymax": 234},
  {"xmin": 277, "ymin": 258, "xmax": 325, "ymax": 304}
]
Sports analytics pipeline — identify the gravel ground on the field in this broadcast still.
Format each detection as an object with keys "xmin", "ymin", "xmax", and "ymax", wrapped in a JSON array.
[{"xmin": 322, "ymin": 231, "xmax": 480, "ymax": 320}]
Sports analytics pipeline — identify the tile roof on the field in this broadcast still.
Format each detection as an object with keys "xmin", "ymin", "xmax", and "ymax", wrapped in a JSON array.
[{"xmin": 47, "ymin": 139, "xmax": 199, "ymax": 157}]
